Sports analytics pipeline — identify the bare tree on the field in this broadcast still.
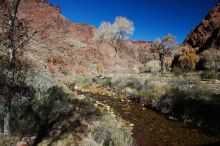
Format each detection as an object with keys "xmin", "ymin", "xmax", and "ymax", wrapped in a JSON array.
[
  {"xmin": 201, "ymin": 48, "xmax": 220, "ymax": 71},
  {"xmin": 94, "ymin": 16, "xmax": 134, "ymax": 73},
  {"xmin": 151, "ymin": 35, "xmax": 178, "ymax": 74},
  {"xmin": 0, "ymin": 0, "xmax": 36, "ymax": 134}
]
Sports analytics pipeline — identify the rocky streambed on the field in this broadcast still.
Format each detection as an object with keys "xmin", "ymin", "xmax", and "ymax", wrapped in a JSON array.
[{"xmin": 77, "ymin": 90, "xmax": 220, "ymax": 146}]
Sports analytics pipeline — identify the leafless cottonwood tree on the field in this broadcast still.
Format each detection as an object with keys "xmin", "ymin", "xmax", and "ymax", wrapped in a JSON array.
[
  {"xmin": 201, "ymin": 48, "xmax": 220, "ymax": 71},
  {"xmin": 94, "ymin": 16, "xmax": 134, "ymax": 74},
  {"xmin": 151, "ymin": 35, "xmax": 178, "ymax": 74},
  {"xmin": 0, "ymin": 0, "xmax": 36, "ymax": 134}
]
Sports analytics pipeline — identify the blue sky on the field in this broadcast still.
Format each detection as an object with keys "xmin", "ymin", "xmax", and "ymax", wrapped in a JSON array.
[{"xmin": 49, "ymin": 0, "xmax": 218, "ymax": 43}]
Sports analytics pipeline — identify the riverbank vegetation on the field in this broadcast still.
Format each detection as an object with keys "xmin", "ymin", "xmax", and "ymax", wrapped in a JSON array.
[
  {"xmin": 0, "ymin": 0, "xmax": 220, "ymax": 145},
  {"xmin": 75, "ymin": 72, "xmax": 220, "ymax": 134}
]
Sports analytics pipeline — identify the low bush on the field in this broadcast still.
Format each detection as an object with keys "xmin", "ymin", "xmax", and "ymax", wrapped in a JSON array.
[
  {"xmin": 92, "ymin": 76, "xmax": 112, "ymax": 88},
  {"xmin": 37, "ymin": 97, "xmax": 100, "ymax": 146},
  {"xmin": 162, "ymin": 76, "xmax": 220, "ymax": 133},
  {"xmin": 138, "ymin": 77, "xmax": 170, "ymax": 108},
  {"xmin": 0, "ymin": 134, "xmax": 19, "ymax": 146},
  {"xmin": 75, "ymin": 76, "xmax": 93, "ymax": 88},
  {"xmin": 125, "ymin": 76, "xmax": 141, "ymax": 91},
  {"xmin": 92, "ymin": 114, "xmax": 133, "ymax": 146},
  {"xmin": 200, "ymin": 70, "xmax": 218, "ymax": 80},
  {"xmin": 147, "ymin": 60, "xmax": 160, "ymax": 74}
]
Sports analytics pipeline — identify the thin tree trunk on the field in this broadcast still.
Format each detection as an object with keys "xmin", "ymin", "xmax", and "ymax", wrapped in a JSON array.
[
  {"xmin": 4, "ymin": 112, "xmax": 11, "ymax": 134},
  {"xmin": 4, "ymin": 0, "xmax": 21, "ymax": 134},
  {"xmin": 114, "ymin": 46, "xmax": 120, "ymax": 76},
  {"xmin": 115, "ymin": 51, "xmax": 119, "ymax": 75},
  {"xmin": 114, "ymin": 37, "xmax": 121, "ymax": 76},
  {"xmin": 0, "ymin": 120, "xmax": 3, "ymax": 133},
  {"xmin": 159, "ymin": 53, "xmax": 164, "ymax": 75}
]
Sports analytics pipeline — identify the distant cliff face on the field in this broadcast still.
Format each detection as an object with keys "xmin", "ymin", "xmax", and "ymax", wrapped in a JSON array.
[
  {"xmin": 184, "ymin": 2, "xmax": 220, "ymax": 52},
  {"xmin": 8, "ymin": 0, "xmax": 151, "ymax": 77}
]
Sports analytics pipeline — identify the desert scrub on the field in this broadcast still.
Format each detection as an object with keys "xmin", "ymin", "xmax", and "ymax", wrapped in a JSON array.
[
  {"xmin": 200, "ymin": 70, "xmax": 219, "ymax": 80},
  {"xmin": 25, "ymin": 69, "xmax": 54, "ymax": 96},
  {"xmin": 92, "ymin": 76, "xmax": 112, "ymax": 88},
  {"xmin": 163, "ymin": 76, "xmax": 220, "ymax": 133},
  {"xmin": 38, "ymin": 133, "xmax": 100, "ymax": 146},
  {"xmin": 124, "ymin": 76, "xmax": 142, "ymax": 90},
  {"xmin": 87, "ymin": 87, "xmax": 115, "ymax": 97},
  {"xmin": 75, "ymin": 76, "xmax": 94, "ymax": 88},
  {"xmin": 36, "ymin": 93, "xmax": 101, "ymax": 146},
  {"xmin": 0, "ymin": 134, "xmax": 19, "ymax": 146},
  {"xmin": 92, "ymin": 113, "xmax": 133, "ymax": 146},
  {"xmin": 38, "ymin": 113, "xmax": 133, "ymax": 146},
  {"xmin": 139, "ymin": 77, "xmax": 170, "ymax": 108},
  {"xmin": 110, "ymin": 75, "xmax": 141, "ymax": 93}
]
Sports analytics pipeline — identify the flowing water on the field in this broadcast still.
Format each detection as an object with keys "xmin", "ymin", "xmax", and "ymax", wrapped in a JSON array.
[{"xmin": 78, "ymin": 91, "xmax": 220, "ymax": 146}]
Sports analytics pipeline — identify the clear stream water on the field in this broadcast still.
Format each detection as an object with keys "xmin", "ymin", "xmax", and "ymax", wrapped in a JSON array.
[{"xmin": 78, "ymin": 91, "xmax": 220, "ymax": 146}]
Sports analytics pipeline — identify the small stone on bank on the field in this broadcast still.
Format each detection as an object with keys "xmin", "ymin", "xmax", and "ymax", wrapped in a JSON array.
[{"xmin": 16, "ymin": 142, "xmax": 28, "ymax": 146}]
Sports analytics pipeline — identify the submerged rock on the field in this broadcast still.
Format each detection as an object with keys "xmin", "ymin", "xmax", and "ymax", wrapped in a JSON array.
[{"xmin": 123, "ymin": 87, "xmax": 142, "ymax": 103}]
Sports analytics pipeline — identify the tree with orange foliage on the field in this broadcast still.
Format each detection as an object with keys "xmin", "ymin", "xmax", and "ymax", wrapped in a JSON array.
[{"xmin": 178, "ymin": 45, "xmax": 200, "ymax": 71}]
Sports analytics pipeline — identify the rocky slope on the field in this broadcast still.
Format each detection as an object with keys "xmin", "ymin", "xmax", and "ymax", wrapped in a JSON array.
[
  {"xmin": 184, "ymin": 1, "xmax": 220, "ymax": 52},
  {"xmin": 14, "ymin": 0, "xmax": 151, "ymax": 78}
]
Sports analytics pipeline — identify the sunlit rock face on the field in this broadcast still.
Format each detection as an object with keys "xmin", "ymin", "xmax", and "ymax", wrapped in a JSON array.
[
  {"xmin": 184, "ymin": 2, "xmax": 220, "ymax": 52},
  {"xmin": 6, "ymin": 0, "xmax": 152, "ymax": 77}
]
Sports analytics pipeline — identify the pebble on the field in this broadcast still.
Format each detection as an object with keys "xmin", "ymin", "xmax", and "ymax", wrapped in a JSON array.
[
  {"xmin": 78, "ymin": 95, "xmax": 86, "ymax": 100},
  {"xmin": 30, "ymin": 136, "xmax": 37, "ymax": 141},
  {"xmin": 168, "ymin": 116, "xmax": 178, "ymax": 121},
  {"xmin": 130, "ymin": 123, "xmax": 134, "ymax": 127},
  {"xmin": 74, "ymin": 85, "xmax": 79, "ymax": 90}
]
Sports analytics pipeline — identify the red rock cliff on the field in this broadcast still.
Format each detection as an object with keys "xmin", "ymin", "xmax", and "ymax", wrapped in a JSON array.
[{"xmin": 184, "ymin": 2, "xmax": 220, "ymax": 52}]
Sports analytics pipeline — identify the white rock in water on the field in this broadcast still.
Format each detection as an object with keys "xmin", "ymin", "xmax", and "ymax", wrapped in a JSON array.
[
  {"xmin": 78, "ymin": 95, "xmax": 86, "ymax": 100},
  {"xmin": 130, "ymin": 123, "xmax": 134, "ymax": 127},
  {"xmin": 74, "ymin": 85, "xmax": 79, "ymax": 90},
  {"xmin": 168, "ymin": 116, "xmax": 178, "ymax": 121},
  {"xmin": 30, "ymin": 136, "xmax": 37, "ymax": 141}
]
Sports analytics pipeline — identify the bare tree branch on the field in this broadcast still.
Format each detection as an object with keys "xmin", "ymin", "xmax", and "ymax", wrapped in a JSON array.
[{"xmin": 15, "ymin": 31, "xmax": 37, "ymax": 50}]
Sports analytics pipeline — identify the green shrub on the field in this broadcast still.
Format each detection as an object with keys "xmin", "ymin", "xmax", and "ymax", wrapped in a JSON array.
[
  {"xmin": 125, "ymin": 77, "xmax": 141, "ymax": 91},
  {"xmin": 92, "ymin": 114, "xmax": 133, "ymax": 146},
  {"xmin": 75, "ymin": 76, "xmax": 93, "ymax": 88},
  {"xmin": 0, "ymin": 134, "xmax": 18, "ymax": 146},
  {"xmin": 10, "ymin": 86, "xmax": 74, "ymax": 137},
  {"xmin": 200, "ymin": 70, "xmax": 218, "ymax": 80},
  {"xmin": 25, "ymin": 69, "xmax": 54, "ymax": 96},
  {"xmin": 139, "ymin": 78, "xmax": 170, "ymax": 107},
  {"xmin": 162, "ymin": 77, "xmax": 220, "ymax": 133},
  {"xmin": 92, "ymin": 76, "xmax": 112, "ymax": 88},
  {"xmin": 110, "ymin": 77, "xmax": 126, "ymax": 94}
]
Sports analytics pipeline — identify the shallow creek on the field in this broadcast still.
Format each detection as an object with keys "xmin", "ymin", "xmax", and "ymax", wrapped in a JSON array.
[{"xmin": 77, "ymin": 91, "xmax": 220, "ymax": 146}]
